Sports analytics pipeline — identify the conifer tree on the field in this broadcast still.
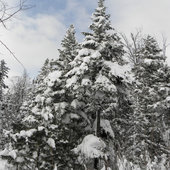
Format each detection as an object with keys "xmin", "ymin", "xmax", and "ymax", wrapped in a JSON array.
[
  {"xmin": 36, "ymin": 58, "xmax": 52, "ymax": 84},
  {"xmin": 0, "ymin": 60, "xmax": 9, "ymax": 148},
  {"xmin": 1, "ymin": 1, "xmax": 170, "ymax": 169},
  {"xmin": 126, "ymin": 35, "xmax": 170, "ymax": 168},
  {"xmin": 66, "ymin": 0, "xmax": 132, "ymax": 169},
  {"xmin": 58, "ymin": 24, "xmax": 79, "ymax": 71},
  {"xmin": 3, "ymin": 25, "xmax": 81, "ymax": 170},
  {"xmin": 44, "ymin": 24, "xmax": 82, "ymax": 169},
  {"xmin": 3, "ymin": 62, "xmax": 57, "ymax": 169},
  {"xmin": 0, "ymin": 60, "xmax": 9, "ymax": 101}
]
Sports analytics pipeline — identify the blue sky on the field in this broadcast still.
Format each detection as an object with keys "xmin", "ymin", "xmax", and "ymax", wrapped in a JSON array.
[
  {"xmin": 27, "ymin": 0, "xmax": 94, "ymax": 16},
  {"xmin": 1, "ymin": 0, "xmax": 170, "ymax": 79},
  {"xmin": 28, "ymin": 0, "xmax": 67, "ymax": 14},
  {"xmin": 26, "ymin": 0, "xmax": 96, "ymax": 33}
]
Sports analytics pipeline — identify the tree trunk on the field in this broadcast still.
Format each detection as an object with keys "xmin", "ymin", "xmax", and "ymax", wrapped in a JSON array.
[
  {"xmin": 94, "ymin": 110, "xmax": 100, "ymax": 169},
  {"xmin": 36, "ymin": 147, "xmax": 40, "ymax": 170}
]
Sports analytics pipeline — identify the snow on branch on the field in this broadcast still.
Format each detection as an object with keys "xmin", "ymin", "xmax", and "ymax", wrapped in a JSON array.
[{"xmin": 73, "ymin": 134, "xmax": 107, "ymax": 162}]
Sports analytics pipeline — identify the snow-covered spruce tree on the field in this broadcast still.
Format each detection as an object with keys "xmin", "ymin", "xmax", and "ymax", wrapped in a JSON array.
[
  {"xmin": 156, "ymin": 65, "xmax": 170, "ymax": 148},
  {"xmin": 0, "ymin": 71, "xmax": 32, "ymax": 150},
  {"xmin": 37, "ymin": 24, "xmax": 83, "ymax": 169},
  {"xmin": 35, "ymin": 58, "xmax": 54, "ymax": 84},
  {"xmin": 3, "ymin": 25, "xmax": 81, "ymax": 170},
  {"xmin": 58, "ymin": 24, "xmax": 79, "ymax": 71},
  {"xmin": 125, "ymin": 35, "xmax": 170, "ymax": 168},
  {"xmin": 0, "ymin": 60, "xmax": 9, "ymax": 101},
  {"xmin": 1, "ymin": 60, "xmax": 50, "ymax": 169},
  {"xmin": 0, "ymin": 71, "xmax": 31, "ymax": 129},
  {"xmin": 66, "ymin": 0, "xmax": 133, "ymax": 169},
  {"xmin": 0, "ymin": 60, "xmax": 9, "ymax": 148},
  {"xmin": 8, "ymin": 71, "xmax": 31, "ymax": 120}
]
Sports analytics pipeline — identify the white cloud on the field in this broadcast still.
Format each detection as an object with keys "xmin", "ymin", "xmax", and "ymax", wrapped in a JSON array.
[
  {"xmin": 62, "ymin": 0, "xmax": 94, "ymax": 34},
  {"xmin": 0, "ymin": 0, "xmax": 93, "ymax": 78},
  {"xmin": 106, "ymin": 0, "xmax": 170, "ymax": 64},
  {"xmin": 1, "ymin": 0, "xmax": 170, "ymax": 80},
  {"xmin": 0, "ymin": 13, "xmax": 66, "ymax": 77}
]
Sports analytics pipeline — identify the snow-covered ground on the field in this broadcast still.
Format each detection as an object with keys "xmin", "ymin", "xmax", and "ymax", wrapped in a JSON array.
[
  {"xmin": 0, "ymin": 157, "xmax": 169, "ymax": 170},
  {"xmin": 0, "ymin": 153, "xmax": 169, "ymax": 170},
  {"xmin": 0, "ymin": 156, "xmax": 15, "ymax": 170},
  {"xmin": 0, "ymin": 159, "xmax": 11, "ymax": 170}
]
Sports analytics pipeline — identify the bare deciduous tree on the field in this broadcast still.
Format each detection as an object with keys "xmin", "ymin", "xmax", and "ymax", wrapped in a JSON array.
[
  {"xmin": 0, "ymin": 0, "xmax": 30, "ymax": 69},
  {"xmin": 0, "ymin": 1, "xmax": 31, "ymax": 148},
  {"xmin": 0, "ymin": 0, "xmax": 31, "ymax": 28},
  {"xmin": 121, "ymin": 30, "xmax": 144, "ymax": 66},
  {"xmin": 161, "ymin": 34, "xmax": 170, "ymax": 59}
]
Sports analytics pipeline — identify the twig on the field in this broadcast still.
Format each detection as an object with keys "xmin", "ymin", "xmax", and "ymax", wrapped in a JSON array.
[{"xmin": 0, "ymin": 39, "xmax": 26, "ymax": 70}]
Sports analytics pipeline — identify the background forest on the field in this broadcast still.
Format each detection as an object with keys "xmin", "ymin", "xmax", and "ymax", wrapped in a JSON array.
[{"xmin": 0, "ymin": 0, "xmax": 169, "ymax": 170}]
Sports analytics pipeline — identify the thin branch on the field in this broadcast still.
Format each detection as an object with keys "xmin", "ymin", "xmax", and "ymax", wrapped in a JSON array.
[
  {"xmin": 161, "ymin": 34, "xmax": 170, "ymax": 58},
  {"xmin": 120, "ymin": 30, "xmax": 144, "ymax": 66},
  {"xmin": 0, "ymin": 0, "xmax": 32, "ymax": 28},
  {"xmin": 0, "ymin": 39, "xmax": 25, "ymax": 70}
]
